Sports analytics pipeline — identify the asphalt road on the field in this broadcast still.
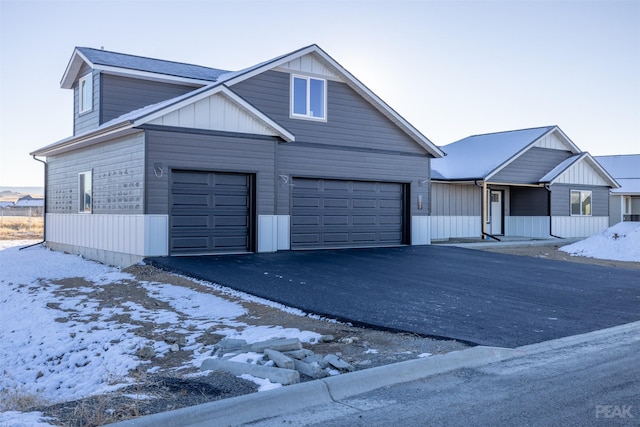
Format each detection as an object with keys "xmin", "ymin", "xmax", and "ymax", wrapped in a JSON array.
[
  {"xmin": 250, "ymin": 324, "xmax": 640, "ymax": 427},
  {"xmin": 147, "ymin": 245, "xmax": 640, "ymax": 347}
]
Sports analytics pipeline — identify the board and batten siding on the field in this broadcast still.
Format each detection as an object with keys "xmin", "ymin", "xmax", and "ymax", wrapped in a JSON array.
[
  {"xmin": 46, "ymin": 132, "xmax": 145, "ymax": 214},
  {"xmin": 429, "ymin": 183, "xmax": 481, "ymax": 240},
  {"xmin": 490, "ymin": 147, "xmax": 573, "ymax": 184},
  {"xmin": 73, "ymin": 63, "xmax": 100, "ymax": 135},
  {"xmin": 430, "ymin": 183, "xmax": 481, "ymax": 216},
  {"xmin": 232, "ymin": 71, "xmax": 426, "ymax": 155},
  {"xmin": 549, "ymin": 184, "xmax": 609, "ymax": 217},
  {"xmin": 145, "ymin": 129, "xmax": 276, "ymax": 216},
  {"xmin": 101, "ymin": 74, "xmax": 195, "ymax": 125}
]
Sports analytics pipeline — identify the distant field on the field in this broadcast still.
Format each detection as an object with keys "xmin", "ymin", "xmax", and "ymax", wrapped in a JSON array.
[{"xmin": 0, "ymin": 216, "xmax": 44, "ymax": 240}]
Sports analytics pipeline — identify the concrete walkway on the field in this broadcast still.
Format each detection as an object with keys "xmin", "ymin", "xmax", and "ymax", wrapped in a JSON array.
[{"xmin": 146, "ymin": 245, "xmax": 640, "ymax": 347}]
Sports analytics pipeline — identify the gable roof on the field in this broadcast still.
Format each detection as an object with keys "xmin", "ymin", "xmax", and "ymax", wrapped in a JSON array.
[
  {"xmin": 431, "ymin": 126, "xmax": 578, "ymax": 181},
  {"xmin": 595, "ymin": 154, "xmax": 640, "ymax": 194},
  {"xmin": 61, "ymin": 47, "xmax": 229, "ymax": 88},
  {"xmin": 31, "ymin": 84, "xmax": 295, "ymax": 156},
  {"xmin": 540, "ymin": 152, "xmax": 619, "ymax": 188},
  {"xmin": 40, "ymin": 44, "xmax": 444, "ymax": 158}
]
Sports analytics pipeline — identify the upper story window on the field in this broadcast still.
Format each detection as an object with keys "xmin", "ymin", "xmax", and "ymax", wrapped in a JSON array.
[
  {"xmin": 570, "ymin": 190, "xmax": 591, "ymax": 216},
  {"xmin": 79, "ymin": 73, "xmax": 93, "ymax": 114},
  {"xmin": 79, "ymin": 171, "xmax": 92, "ymax": 213},
  {"xmin": 291, "ymin": 75, "xmax": 326, "ymax": 120}
]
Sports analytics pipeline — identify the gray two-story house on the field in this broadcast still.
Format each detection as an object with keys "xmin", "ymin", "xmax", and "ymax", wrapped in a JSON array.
[{"xmin": 31, "ymin": 45, "xmax": 444, "ymax": 266}]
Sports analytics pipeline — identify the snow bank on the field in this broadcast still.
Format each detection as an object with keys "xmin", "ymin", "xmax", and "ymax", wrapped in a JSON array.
[
  {"xmin": 0, "ymin": 241, "xmax": 322, "ymax": 424},
  {"xmin": 559, "ymin": 222, "xmax": 640, "ymax": 262}
]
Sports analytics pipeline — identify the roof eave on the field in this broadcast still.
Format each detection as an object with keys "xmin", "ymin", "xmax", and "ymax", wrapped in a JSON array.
[
  {"xmin": 61, "ymin": 48, "xmax": 91, "ymax": 88},
  {"xmin": 30, "ymin": 122, "xmax": 136, "ymax": 157}
]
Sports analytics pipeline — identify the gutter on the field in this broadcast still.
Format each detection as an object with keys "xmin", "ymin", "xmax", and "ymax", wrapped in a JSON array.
[{"xmin": 20, "ymin": 155, "xmax": 47, "ymax": 250}]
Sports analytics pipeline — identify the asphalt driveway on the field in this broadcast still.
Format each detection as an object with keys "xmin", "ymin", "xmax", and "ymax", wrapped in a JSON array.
[{"xmin": 146, "ymin": 246, "xmax": 640, "ymax": 347}]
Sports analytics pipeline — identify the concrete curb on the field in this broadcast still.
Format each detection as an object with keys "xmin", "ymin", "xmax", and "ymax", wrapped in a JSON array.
[
  {"xmin": 107, "ymin": 346, "xmax": 518, "ymax": 427},
  {"xmin": 515, "ymin": 320, "xmax": 640, "ymax": 356},
  {"xmin": 107, "ymin": 321, "xmax": 640, "ymax": 427}
]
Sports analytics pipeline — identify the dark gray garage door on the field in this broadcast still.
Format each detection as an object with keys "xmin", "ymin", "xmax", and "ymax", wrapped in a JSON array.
[
  {"xmin": 170, "ymin": 170, "xmax": 253, "ymax": 255},
  {"xmin": 291, "ymin": 178, "xmax": 405, "ymax": 249}
]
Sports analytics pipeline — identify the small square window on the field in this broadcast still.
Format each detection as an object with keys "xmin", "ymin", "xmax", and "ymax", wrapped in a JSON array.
[
  {"xmin": 79, "ymin": 171, "xmax": 92, "ymax": 213},
  {"xmin": 570, "ymin": 190, "xmax": 591, "ymax": 216},
  {"xmin": 291, "ymin": 75, "xmax": 326, "ymax": 120},
  {"xmin": 79, "ymin": 74, "xmax": 93, "ymax": 114}
]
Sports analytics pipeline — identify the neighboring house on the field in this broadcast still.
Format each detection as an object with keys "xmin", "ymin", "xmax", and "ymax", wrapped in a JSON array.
[
  {"xmin": 594, "ymin": 154, "xmax": 640, "ymax": 225},
  {"xmin": 430, "ymin": 126, "xmax": 619, "ymax": 241},
  {"xmin": 31, "ymin": 45, "xmax": 444, "ymax": 266},
  {"xmin": 14, "ymin": 195, "xmax": 45, "ymax": 208}
]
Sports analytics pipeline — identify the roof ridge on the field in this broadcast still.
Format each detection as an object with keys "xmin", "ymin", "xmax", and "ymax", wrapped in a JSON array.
[{"xmin": 466, "ymin": 125, "xmax": 556, "ymax": 139}]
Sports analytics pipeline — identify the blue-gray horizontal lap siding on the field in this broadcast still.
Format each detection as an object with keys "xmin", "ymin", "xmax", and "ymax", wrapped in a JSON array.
[
  {"xmin": 231, "ymin": 71, "xmax": 427, "ymax": 155},
  {"xmin": 550, "ymin": 184, "xmax": 609, "ymax": 216},
  {"xmin": 45, "ymin": 133, "xmax": 145, "ymax": 214},
  {"xmin": 74, "ymin": 64, "xmax": 100, "ymax": 135},
  {"xmin": 277, "ymin": 144, "xmax": 430, "ymax": 217},
  {"xmin": 73, "ymin": 69, "xmax": 197, "ymax": 135},
  {"xmin": 491, "ymin": 147, "xmax": 574, "ymax": 184},
  {"xmin": 100, "ymin": 74, "xmax": 195, "ymax": 124},
  {"xmin": 145, "ymin": 129, "xmax": 276, "ymax": 215}
]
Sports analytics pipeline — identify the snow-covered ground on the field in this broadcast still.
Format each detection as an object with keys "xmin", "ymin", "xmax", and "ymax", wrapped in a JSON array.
[
  {"xmin": 0, "ymin": 241, "xmax": 321, "ymax": 426},
  {"xmin": 559, "ymin": 222, "xmax": 640, "ymax": 262}
]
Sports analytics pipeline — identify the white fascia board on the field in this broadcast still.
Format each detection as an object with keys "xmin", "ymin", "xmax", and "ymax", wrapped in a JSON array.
[
  {"xmin": 224, "ymin": 45, "xmax": 444, "ymax": 158},
  {"xmin": 133, "ymin": 85, "xmax": 295, "ymax": 142},
  {"xmin": 94, "ymin": 65, "xmax": 211, "ymax": 87},
  {"xmin": 61, "ymin": 49, "xmax": 92, "ymax": 88},
  {"xmin": 30, "ymin": 124, "xmax": 138, "ymax": 157},
  {"xmin": 548, "ymin": 126, "xmax": 581, "ymax": 154}
]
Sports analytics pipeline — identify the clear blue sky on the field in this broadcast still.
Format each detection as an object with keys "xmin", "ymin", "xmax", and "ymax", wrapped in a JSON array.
[{"xmin": 1, "ymin": 0, "xmax": 638, "ymax": 187}]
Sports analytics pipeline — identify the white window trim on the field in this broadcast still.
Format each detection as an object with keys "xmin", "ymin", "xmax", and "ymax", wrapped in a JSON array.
[
  {"xmin": 79, "ymin": 171, "xmax": 93, "ymax": 213},
  {"xmin": 79, "ymin": 73, "xmax": 93, "ymax": 115},
  {"xmin": 290, "ymin": 74, "xmax": 327, "ymax": 121},
  {"xmin": 570, "ymin": 189, "xmax": 592, "ymax": 216}
]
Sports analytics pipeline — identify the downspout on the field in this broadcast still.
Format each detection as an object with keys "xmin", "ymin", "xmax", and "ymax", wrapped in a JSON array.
[
  {"xmin": 20, "ymin": 155, "xmax": 47, "ymax": 250},
  {"xmin": 544, "ymin": 184, "xmax": 563, "ymax": 239}
]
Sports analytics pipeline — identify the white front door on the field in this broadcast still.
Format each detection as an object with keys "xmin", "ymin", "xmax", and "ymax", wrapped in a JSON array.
[{"xmin": 490, "ymin": 190, "xmax": 503, "ymax": 235}]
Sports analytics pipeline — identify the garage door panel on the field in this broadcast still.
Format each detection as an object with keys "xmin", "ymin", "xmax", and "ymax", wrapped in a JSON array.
[
  {"xmin": 291, "ymin": 178, "xmax": 404, "ymax": 249},
  {"xmin": 323, "ymin": 198, "xmax": 350, "ymax": 208},
  {"xmin": 171, "ymin": 215, "xmax": 209, "ymax": 228},
  {"xmin": 170, "ymin": 170, "xmax": 252, "ymax": 254}
]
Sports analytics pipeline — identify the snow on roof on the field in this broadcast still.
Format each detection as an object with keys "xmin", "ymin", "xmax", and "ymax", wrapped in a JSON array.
[
  {"xmin": 595, "ymin": 154, "xmax": 640, "ymax": 194},
  {"xmin": 77, "ymin": 47, "xmax": 229, "ymax": 81},
  {"xmin": 431, "ymin": 126, "xmax": 556, "ymax": 180}
]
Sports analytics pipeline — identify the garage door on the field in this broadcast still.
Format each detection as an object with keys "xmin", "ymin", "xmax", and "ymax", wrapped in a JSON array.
[
  {"xmin": 291, "ymin": 178, "xmax": 405, "ymax": 249},
  {"xmin": 170, "ymin": 170, "xmax": 253, "ymax": 254}
]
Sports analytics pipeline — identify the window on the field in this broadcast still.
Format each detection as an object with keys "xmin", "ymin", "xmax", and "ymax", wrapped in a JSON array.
[
  {"xmin": 79, "ymin": 73, "xmax": 93, "ymax": 114},
  {"xmin": 291, "ymin": 75, "xmax": 326, "ymax": 120},
  {"xmin": 570, "ymin": 190, "xmax": 591, "ymax": 216},
  {"xmin": 79, "ymin": 171, "xmax": 92, "ymax": 213}
]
